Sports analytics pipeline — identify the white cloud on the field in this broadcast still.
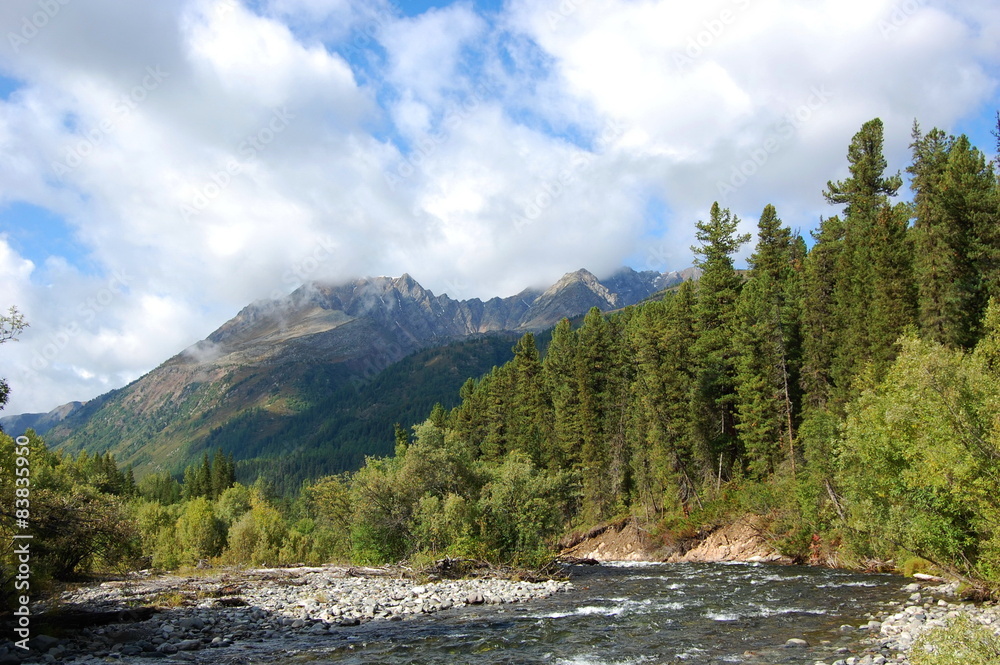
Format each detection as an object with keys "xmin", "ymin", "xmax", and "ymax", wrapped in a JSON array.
[{"xmin": 0, "ymin": 0, "xmax": 997, "ymax": 414}]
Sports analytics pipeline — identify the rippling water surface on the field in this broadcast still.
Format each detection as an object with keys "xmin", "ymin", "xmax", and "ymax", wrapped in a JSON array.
[{"xmin": 268, "ymin": 562, "xmax": 908, "ymax": 664}]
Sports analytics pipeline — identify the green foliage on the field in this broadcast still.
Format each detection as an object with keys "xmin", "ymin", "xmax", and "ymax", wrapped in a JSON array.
[
  {"xmin": 0, "ymin": 306, "xmax": 27, "ymax": 414},
  {"xmin": 910, "ymin": 127, "xmax": 998, "ymax": 349},
  {"xmin": 225, "ymin": 501, "xmax": 287, "ymax": 566},
  {"xmin": 825, "ymin": 119, "xmax": 916, "ymax": 403},
  {"xmin": 836, "ymin": 335, "xmax": 1000, "ymax": 579},
  {"xmin": 138, "ymin": 471, "xmax": 182, "ymax": 505},
  {"xmin": 911, "ymin": 614, "xmax": 1000, "ymax": 665},
  {"xmin": 478, "ymin": 453, "xmax": 572, "ymax": 566},
  {"xmin": 0, "ymin": 431, "xmax": 142, "ymax": 612},
  {"xmin": 176, "ymin": 497, "xmax": 226, "ymax": 563},
  {"xmin": 691, "ymin": 202, "xmax": 751, "ymax": 475},
  {"xmin": 902, "ymin": 557, "xmax": 933, "ymax": 578}
]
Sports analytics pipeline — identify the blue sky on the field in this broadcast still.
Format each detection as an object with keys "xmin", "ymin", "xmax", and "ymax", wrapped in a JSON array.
[{"xmin": 0, "ymin": 0, "xmax": 997, "ymax": 414}]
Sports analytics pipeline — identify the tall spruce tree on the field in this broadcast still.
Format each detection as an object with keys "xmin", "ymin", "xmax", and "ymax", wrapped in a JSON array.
[
  {"xmin": 575, "ymin": 307, "xmax": 615, "ymax": 522},
  {"xmin": 543, "ymin": 318, "xmax": 581, "ymax": 472},
  {"xmin": 800, "ymin": 215, "xmax": 844, "ymax": 410},
  {"xmin": 508, "ymin": 333, "xmax": 552, "ymax": 466},
  {"xmin": 910, "ymin": 126, "xmax": 999, "ymax": 348},
  {"xmin": 824, "ymin": 118, "xmax": 914, "ymax": 399},
  {"xmin": 734, "ymin": 205, "xmax": 802, "ymax": 477},
  {"xmin": 690, "ymin": 202, "xmax": 751, "ymax": 478}
]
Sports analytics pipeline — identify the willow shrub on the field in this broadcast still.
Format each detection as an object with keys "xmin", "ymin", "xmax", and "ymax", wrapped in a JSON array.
[
  {"xmin": 911, "ymin": 614, "xmax": 1000, "ymax": 665},
  {"xmin": 836, "ymin": 334, "xmax": 1000, "ymax": 582}
]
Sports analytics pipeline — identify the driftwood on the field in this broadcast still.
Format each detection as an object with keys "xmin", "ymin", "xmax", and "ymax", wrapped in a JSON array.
[
  {"xmin": 555, "ymin": 556, "xmax": 600, "ymax": 566},
  {"xmin": 417, "ymin": 557, "xmax": 568, "ymax": 583}
]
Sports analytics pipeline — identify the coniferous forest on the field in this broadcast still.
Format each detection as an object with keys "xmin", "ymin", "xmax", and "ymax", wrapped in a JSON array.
[{"xmin": 4, "ymin": 116, "xmax": 1000, "ymax": 604}]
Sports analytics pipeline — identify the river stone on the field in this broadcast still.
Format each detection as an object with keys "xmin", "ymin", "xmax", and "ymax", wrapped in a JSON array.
[
  {"xmin": 157, "ymin": 643, "xmax": 178, "ymax": 654},
  {"xmin": 29, "ymin": 635, "xmax": 59, "ymax": 652},
  {"xmin": 784, "ymin": 638, "xmax": 809, "ymax": 648},
  {"xmin": 179, "ymin": 617, "xmax": 205, "ymax": 630},
  {"xmin": 176, "ymin": 639, "xmax": 202, "ymax": 651}
]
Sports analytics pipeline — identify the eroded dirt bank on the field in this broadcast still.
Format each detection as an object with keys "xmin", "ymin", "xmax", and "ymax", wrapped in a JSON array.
[{"xmin": 559, "ymin": 516, "xmax": 793, "ymax": 564}]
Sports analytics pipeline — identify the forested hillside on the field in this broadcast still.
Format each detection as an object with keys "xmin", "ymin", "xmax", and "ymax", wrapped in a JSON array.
[{"xmin": 334, "ymin": 117, "xmax": 1000, "ymax": 585}]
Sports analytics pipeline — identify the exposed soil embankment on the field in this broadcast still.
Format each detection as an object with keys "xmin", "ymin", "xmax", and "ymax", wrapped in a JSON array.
[{"xmin": 560, "ymin": 516, "xmax": 793, "ymax": 564}]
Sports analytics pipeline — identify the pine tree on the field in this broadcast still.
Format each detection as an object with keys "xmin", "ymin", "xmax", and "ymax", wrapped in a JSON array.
[
  {"xmin": 824, "ymin": 118, "xmax": 914, "ymax": 400},
  {"xmin": 626, "ymin": 282, "xmax": 700, "ymax": 517},
  {"xmin": 910, "ymin": 126, "xmax": 999, "ymax": 348},
  {"xmin": 575, "ymin": 307, "xmax": 615, "ymax": 522},
  {"xmin": 800, "ymin": 215, "xmax": 844, "ymax": 410},
  {"xmin": 211, "ymin": 449, "xmax": 235, "ymax": 499},
  {"xmin": 660, "ymin": 280, "xmax": 701, "ymax": 503},
  {"xmin": 508, "ymin": 333, "xmax": 552, "ymax": 466},
  {"xmin": 734, "ymin": 205, "xmax": 801, "ymax": 477},
  {"xmin": 690, "ymin": 202, "xmax": 751, "ymax": 478},
  {"xmin": 543, "ymin": 319, "xmax": 581, "ymax": 471}
]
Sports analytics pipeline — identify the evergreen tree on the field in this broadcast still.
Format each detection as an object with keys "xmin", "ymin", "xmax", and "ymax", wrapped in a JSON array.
[
  {"xmin": 508, "ymin": 333, "xmax": 552, "ymax": 467},
  {"xmin": 575, "ymin": 307, "xmax": 615, "ymax": 522},
  {"xmin": 626, "ymin": 283, "xmax": 700, "ymax": 517},
  {"xmin": 824, "ymin": 118, "xmax": 914, "ymax": 399},
  {"xmin": 690, "ymin": 202, "xmax": 750, "ymax": 478},
  {"xmin": 910, "ymin": 126, "xmax": 999, "ymax": 348},
  {"xmin": 734, "ymin": 205, "xmax": 802, "ymax": 477},
  {"xmin": 543, "ymin": 319, "xmax": 581, "ymax": 472},
  {"xmin": 659, "ymin": 280, "xmax": 701, "ymax": 504},
  {"xmin": 211, "ymin": 449, "xmax": 235, "ymax": 499},
  {"xmin": 800, "ymin": 215, "xmax": 844, "ymax": 410}
]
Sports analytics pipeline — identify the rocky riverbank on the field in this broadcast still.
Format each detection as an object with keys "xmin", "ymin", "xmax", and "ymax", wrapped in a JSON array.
[
  {"xmin": 0, "ymin": 563, "xmax": 572, "ymax": 664},
  {"xmin": 811, "ymin": 578, "xmax": 999, "ymax": 665}
]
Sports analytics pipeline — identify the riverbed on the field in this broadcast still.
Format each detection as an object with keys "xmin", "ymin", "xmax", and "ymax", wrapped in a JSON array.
[
  {"xmin": 15, "ymin": 562, "xmax": 930, "ymax": 664},
  {"xmin": 210, "ymin": 562, "xmax": 912, "ymax": 665}
]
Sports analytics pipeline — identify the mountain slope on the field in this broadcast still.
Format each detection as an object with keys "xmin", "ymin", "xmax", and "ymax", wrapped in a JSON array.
[{"xmin": 32, "ymin": 267, "xmax": 686, "ymax": 481}]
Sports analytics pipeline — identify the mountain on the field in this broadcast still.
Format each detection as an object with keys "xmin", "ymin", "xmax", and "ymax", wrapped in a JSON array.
[
  {"xmin": 18, "ymin": 267, "xmax": 688, "ymax": 483},
  {"xmin": 0, "ymin": 401, "xmax": 83, "ymax": 437}
]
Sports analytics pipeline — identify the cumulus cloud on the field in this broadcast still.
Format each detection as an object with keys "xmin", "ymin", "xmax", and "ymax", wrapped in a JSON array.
[{"xmin": 0, "ymin": 0, "xmax": 997, "ymax": 413}]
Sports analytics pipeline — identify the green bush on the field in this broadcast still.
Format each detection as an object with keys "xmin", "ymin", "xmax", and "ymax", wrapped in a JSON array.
[
  {"xmin": 175, "ymin": 497, "xmax": 226, "ymax": 563},
  {"xmin": 225, "ymin": 503, "xmax": 286, "ymax": 565},
  {"xmin": 911, "ymin": 614, "xmax": 1000, "ymax": 665}
]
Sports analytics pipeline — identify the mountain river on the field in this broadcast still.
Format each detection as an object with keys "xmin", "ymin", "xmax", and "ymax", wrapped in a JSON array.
[{"xmin": 265, "ymin": 562, "xmax": 910, "ymax": 665}]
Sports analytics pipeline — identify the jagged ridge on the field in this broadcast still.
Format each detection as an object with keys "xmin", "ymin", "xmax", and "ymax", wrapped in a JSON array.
[{"xmin": 7, "ymin": 267, "xmax": 691, "ymax": 480}]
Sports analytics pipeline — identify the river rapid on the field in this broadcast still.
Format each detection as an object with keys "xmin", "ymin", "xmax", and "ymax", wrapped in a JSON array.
[{"xmin": 269, "ymin": 562, "xmax": 910, "ymax": 665}]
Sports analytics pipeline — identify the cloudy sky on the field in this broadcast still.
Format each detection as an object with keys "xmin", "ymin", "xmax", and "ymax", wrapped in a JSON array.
[{"xmin": 0, "ymin": 0, "xmax": 998, "ymax": 415}]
